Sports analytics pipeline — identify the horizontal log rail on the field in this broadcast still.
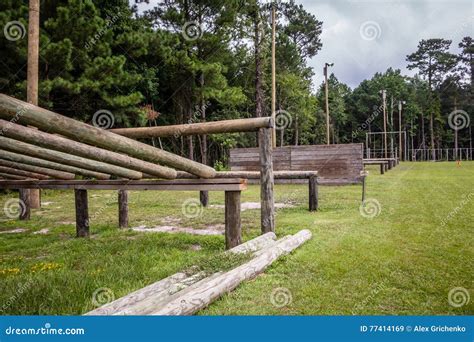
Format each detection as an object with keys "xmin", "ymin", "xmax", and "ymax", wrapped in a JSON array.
[
  {"xmin": 0, "ymin": 150, "xmax": 109, "ymax": 180},
  {"xmin": 0, "ymin": 165, "xmax": 50, "ymax": 180},
  {"xmin": 0, "ymin": 120, "xmax": 176, "ymax": 179},
  {"xmin": 0, "ymin": 156, "xmax": 75, "ymax": 179},
  {"xmin": 109, "ymin": 117, "xmax": 274, "ymax": 138},
  {"xmin": 176, "ymin": 170, "xmax": 317, "ymax": 179},
  {"xmin": 0, "ymin": 179, "xmax": 247, "ymax": 191},
  {"xmin": 0, "ymin": 94, "xmax": 214, "ymax": 178}
]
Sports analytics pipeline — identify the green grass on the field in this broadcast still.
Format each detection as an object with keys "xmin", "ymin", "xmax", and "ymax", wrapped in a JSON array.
[{"xmin": 0, "ymin": 162, "xmax": 472, "ymax": 315}]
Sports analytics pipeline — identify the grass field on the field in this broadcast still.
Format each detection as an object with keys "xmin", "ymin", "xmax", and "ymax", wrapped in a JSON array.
[{"xmin": 0, "ymin": 162, "xmax": 472, "ymax": 315}]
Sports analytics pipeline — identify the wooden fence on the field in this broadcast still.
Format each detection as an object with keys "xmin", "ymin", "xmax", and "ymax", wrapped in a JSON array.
[{"xmin": 230, "ymin": 143, "xmax": 364, "ymax": 184}]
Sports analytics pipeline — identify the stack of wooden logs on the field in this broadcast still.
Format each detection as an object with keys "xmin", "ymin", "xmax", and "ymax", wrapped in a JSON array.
[{"xmin": 86, "ymin": 230, "xmax": 312, "ymax": 316}]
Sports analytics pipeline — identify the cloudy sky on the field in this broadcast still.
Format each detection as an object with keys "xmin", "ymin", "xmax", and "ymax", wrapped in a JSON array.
[
  {"xmin": 297, "ymin": 0, "xmax": 473, "ymax": 89},
  {"xmin": 133, "ymin": 0, "xmax": 472, "ymax": 89}
]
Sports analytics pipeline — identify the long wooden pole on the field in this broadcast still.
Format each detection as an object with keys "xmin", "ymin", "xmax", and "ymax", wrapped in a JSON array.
[
  {"xmin": 0, "ymin": 157, "xmax": 75, "ymax": 180},
  {"xmin": 27, "ymin": 0, "xmax": 40, "ymax": 208},
  {"xmin": 324, "ymin": 65, "xmax": 330, "ymax": 145},
  {"xmin": 0, "ymin": 136, "xmax": 142, "ymax": 179},
  {"xmin": 0, "ymin": 120, "xmax": 175, "ymax": 179},
  {"xmin": 271, "ymin": 4, "xmax": 277, "ymax": 148},
  {"xmin": 0, "ymin": 172, "xmax": 29, "ymax": 180},
  {"xmin": 0, "ymin": 95, "xmax": 213, "ymax": 178},
  {"xmin": 0, "ymin": 150, "xmax": 109, "ymax": 179},
  {"xmin": 398, "ymin": 101, "xmax": 403, "ymax": 161},
  {"xmin": 0, "ymin": 165, "xmax": 50, "ymax": 180},
  {"xmin": 109, "ymin": 117, "xmax": 274, "ymax": 139}
]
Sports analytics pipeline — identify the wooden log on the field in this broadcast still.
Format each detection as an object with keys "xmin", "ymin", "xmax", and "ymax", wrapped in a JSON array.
[
  {"xmin": 0, "ymin": 120, "xmax": 175, "ymax": 179},
  {"xmin": 199, "ymin": 190, "xmax": 209, "ymax": 207},
  {"xmin": 0, "ymin": 136, "xmax": 142, "ymax": 179},
  {"xmin": 380, "ymin": 164, "xmax": 384, "ymax": 174},
  {"xmin": 118, "ymin": 190, "xmax": 128, "ymax": 228},
  {"xmin": 225, "ymin": 191, "xmax": 242, "ymax": 249},
  {"xmin": 0, "ymin": 158, "xmax": 73, "ymax": 180},
  {"xmin": 0, "ymin": 172, "xmax": 29, "ymax": 180},
  {"xmin": 0, "ymin": 151, "xmax": 108, "ymax": 179},
  {"xmin": 309, "ymin": 175, "xmax": 318, "ymax": 211},
  {"xmin": 0, "ymin": 94, "xmax": 213, "ymax": 178},
  {"xmin": 86, "ymin": 233, "xmax": 276, "ymax": 315},
  {"xmin": 176, "ymin": 170, "xmax": 318, "ymax": 179},
  {"xmin": 226, "ymin": 232, "xmax": 276, "ymax": 254},
  {"xmin": 75, "ymin": 189, "xmax": 89, "ymax": 237},
  {"xmin": 150, "ymin": 230, "xmax": 312, "ymax": 315},
  {"xmin": 259, "ymin": 127, "xmax": 275, "ymax": 233},
  {"xmin": 19, "ymin": 189, "xmax": 31, "ymax": 220},
  {"xmin": 361, "ymin": 176, "xmax": 366, "ymax": 202},
  {"xmin": 0, "ymin": 165, "xmax": 49, "ymax": 180},
  {"xmin": 109, "ymin": 117, "xmax": 274, "ymax": 138}
]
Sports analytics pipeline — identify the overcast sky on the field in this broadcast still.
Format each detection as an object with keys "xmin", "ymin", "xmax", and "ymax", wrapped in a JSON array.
[
  {"xmin": 133, "ymin": 0, "xmax": 472, "ymax": 90},
  {"xmin": 297, "ymin": 0, "xmax": 473, "ymax": 89}
]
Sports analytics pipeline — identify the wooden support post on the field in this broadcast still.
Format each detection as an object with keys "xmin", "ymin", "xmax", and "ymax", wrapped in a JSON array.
[
  {"xmin": 75, "ymin": 189, "xmax": 89, "ymax": 237},
  {"xmin": 308, "ymin": 175, "xmax": 318, "ymax": 211},
  {"xmin": 259, "ymin": 127, "xmax": 275, "ymax": 233},
  {"xmin": 361, "ymin": 176, "xmax": 366, "ymax": 203},
  {"xmin": 380, "ymin": 164, "xmax": 385, "ymax": 175},
  {"xmin": 118, "ymin": 190, "xmax": 129, "ymax": 228},
  {"xmin": 225, "ymin": 191, "xmax": 242, "ymax": 250},
  {"xmin": 199, "ymin": 191, "xmax": 209, "ymax": 207},
  {"xmin": 19, "ymin": 189, "xmax": 31, "ymax": 220}
]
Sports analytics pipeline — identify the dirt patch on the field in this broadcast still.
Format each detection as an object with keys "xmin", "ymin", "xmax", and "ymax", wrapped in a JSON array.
[
  {"xmin": 0, "ymin": 228, "xmax": 28, "ymax": 234},
  {"xmin": 131, "ymin": 224, "xmax": 224, "ymax": 236},
  {"xmin": 209, "ymin": 202, "xmax": 294, "ymax": 211}
]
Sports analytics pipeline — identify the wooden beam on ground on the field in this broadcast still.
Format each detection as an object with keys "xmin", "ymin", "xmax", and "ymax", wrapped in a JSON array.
[
  {"xmin": 0, "ymin": 158, "xmax": 74, "ymax": 180},
  {"xmin": 0, "ymin": 136, "xmax": 141, "ymax": 179},
  {"xmin": 150, "ymin": 230, "xmax": 312, "ymax": 315},
  {"xmin": 0, "ymin": 150, "xmax": 109, "ymax": 180},
  {"xmin": 259, "ymin": 127, "xmax": 275, "ymax": 233},
  {"xmin": 0, "ymin": 94, "xmax": 214, "ymax": 178},
  {"xmin": 225, "ymin": 191, "xmax": 242, "ymax": 249},
  {"xmin": 109, "ymin": 117, "xmax": 274, "ymax": 138},
  {"xmin": 0, "ymin": 165, "xmax": 50, "ymax": 180},
  {"xmin": 19, "ymin": 189, "xmax": 31, "ymax": 220},
  {"xmin": 0, "ymin": 120, "xmax": 176, "ymax": 179},
  {"xmin": 118, "ymin": 190, "xmax": 128, "ymax": 228},
  {"xmin": 86, "ymin": 233, "xmax": 277, "ymax": 315},
  {"xmin": 75, "ymin": 189, "xmax": 89, "ymax": 237},
  {"xmin": 0, "ymin": 179, "xmax": 248, "ymax": 191}
]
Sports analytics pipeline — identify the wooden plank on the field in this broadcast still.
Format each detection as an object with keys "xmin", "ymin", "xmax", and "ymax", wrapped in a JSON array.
[
  {"xmin": 0, "ymin": 179, "xmax": 248, "ymax": 191},
  {"xmin": 109, "ymin": 117, "xmax": 274, "ymax": 138},
  {"xmin": 0, "ymin": 119, "xmax": 176, "ymax": 179},
  {"xmin": 0, "ymin": 94, "xmax": 213, "ymax": 178},
  {"xmin": 75, "ymin": 189, "xmax": 89, "ymax": 237},
  {"xmin": 225, "ymin": 191, "xmax": 242, "ymax": 250}
]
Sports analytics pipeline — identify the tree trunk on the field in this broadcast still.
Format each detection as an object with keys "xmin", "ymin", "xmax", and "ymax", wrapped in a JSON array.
[{"xmin": 254, "ymin": 6, "xmax": 263, "ymax": 119}]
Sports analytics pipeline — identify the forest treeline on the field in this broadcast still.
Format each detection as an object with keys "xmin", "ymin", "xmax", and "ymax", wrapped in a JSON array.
[{"xmin": 1, "ymin": 0, "xmax": 472, "ymax": 166}]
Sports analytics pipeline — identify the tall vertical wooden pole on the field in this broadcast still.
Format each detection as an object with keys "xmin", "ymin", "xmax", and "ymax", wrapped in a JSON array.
[
  {"xmin": 27, "ymin": 0, "xmax": 41, "ymax": 209},
  {"xmin": 271, "ymin": 4, "xmax": 276, "ymax": 148},
  {"xmin": 259, "ymin": 127, "xmax": 274, "ymax": 233},
  {"xmin": 382, "ymin": 90, "xmax": 387, "ymax": 158},
  {"xmin": 398, "ymin": 101, "xmax": 403, "ymax": 161},
  {"xmin": 324, "ymin": 65, "xmax": 330, "ymax": 145}
]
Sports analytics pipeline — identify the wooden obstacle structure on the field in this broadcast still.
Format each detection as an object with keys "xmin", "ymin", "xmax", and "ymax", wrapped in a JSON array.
[
  {"xmin": 229, "ymin": 143, "xmax": 364, "ymax": 185},
  {"xmin": 363, "ymin": 160, "xmax": 389, "ymax": 175},
  {"xmin": 0, "ymin": 93, "xmax": 276, "ymax": 247}
]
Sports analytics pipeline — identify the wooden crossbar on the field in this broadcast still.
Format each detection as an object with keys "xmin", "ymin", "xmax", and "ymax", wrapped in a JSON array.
[{"xmin": 0, "ymin": 179, "xmax": 247, "ymax": 191}]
